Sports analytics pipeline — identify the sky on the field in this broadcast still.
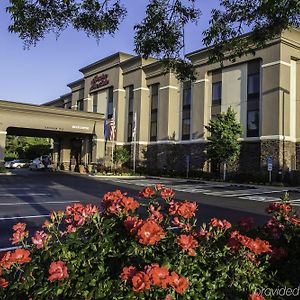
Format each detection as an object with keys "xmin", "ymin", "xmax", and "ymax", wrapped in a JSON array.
[{"xmin": 0, "ymin": 0, "xmax": 219, "ymax": 105}]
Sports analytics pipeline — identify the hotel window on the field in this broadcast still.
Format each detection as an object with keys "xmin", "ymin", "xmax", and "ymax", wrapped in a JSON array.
[
  {"xmin": 150, "ymin": 84, "xmax": 159, "ymax": 141},
  {"xmin": 182, "ymin": 82, "xmax": 191, "ymax": 140},
  {"xmin": 127, "ymin": 85, "xmax": 134, "ymax": 142},
  {"xmin": 212, "ymin": 81, "xmax": 222, "ymax": 105},
  {"xmin": 92, "ymin": 94, "xmax": 97, "ymax": 113},
  {"xmin": 247, "ymin": 110, "xmax": 259, "ymax": 137},
  {"xmin": 247, "ymin": 60, "xmax": 261, "ymax": 137},
  {"xmin": 107, "ymin": 86, "xmax": 114, "ymax": 118},
  {"xmin": 248, "ymin": 73, "xmax": 260, "ymax": 98},
  {"xmin": 77, "ymin": 99, "xmax": 84, "ymax": 111}
]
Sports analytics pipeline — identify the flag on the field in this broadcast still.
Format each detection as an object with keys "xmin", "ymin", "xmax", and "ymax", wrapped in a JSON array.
[
  {"xmin": 132, "ymin": 112, "xmax": 137, "ymax": 141},
  {"xmin": 108, "ymin": 117, "xmax": 116, "ymax": 141},
  {"xmin": 104, "ymin": 119, "xmax": 109, "ymax": 141}
]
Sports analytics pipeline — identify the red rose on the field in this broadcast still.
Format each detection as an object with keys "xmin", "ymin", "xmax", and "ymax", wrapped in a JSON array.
[
  {"xmin": 120, "ymin": 197, "xmax": 140, "ymax": 211},
  {"xmin": 32, "ymin": 230, "xmax": 48, "ymax": 249},
  {"xmin": 48, "ymin": 261, "xmax": 69, "ymax": 282},
  {"xmin": 148, "ymin": 205, "xmax": 163, "ymax": 223},
  {"xmin": 290, "ymin": 217, "xmax": 300, "ymax": 226},
  {"xmin": 137, "ymin": 220, "xmax": 165, "ymax": 245},
  {"xmin": 124, "ymin": 216, "xmax": 143, "ymax": 234},
  {"xmin": 120, "ymin": 266, "xmax": 137, "ymax": 281},
  {"xmin": 0, "ymin": 277, "xmax": 8, "ymax": 289},
  {"xmin": 169, "ymin": 272, "xmax": 189, "ymax": 294},
  {"xmin": 12, "ymin": 223, "xmax": 26, "ymax": 232},
  {"xmin": 147, "ymin": 265, "xmax": 170, "ymax": 288},
  {"xmin": 0, "ymin": 251, "xmax": 13, "ymax": 269},
  {"xmin": 140, "ymin": 187, "xmax": 155, "ymax": 198},
  {"xmin": 248, "ymin": 292, "xmax": 265, "ymax": 300},
  {"xmin": 177, "ymin": 235, "xmax": 198, "ymax": 256},
  {"xmin": 11, "ymin": 249, "xmax": 31, "ymax": 265},
  {"xmin": 161, "ymin": 188, "xmax": 175, "ymax": 200},
  {"xmin": 169, "ymin": 201, "xmax": 197, "ymax": 219},
  {"xmin": 132, "ymin": 271, "xmax": 151, "ymax": 292},
  {"xmin": 210, "ymin": 218, "xmax": 232, "ymax": 229}
]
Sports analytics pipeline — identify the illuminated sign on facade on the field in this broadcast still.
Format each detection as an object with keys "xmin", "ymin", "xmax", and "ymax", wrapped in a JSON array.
[{"xmin": 90, "ymin": 74, "xmax": 109, "ymax": 91}]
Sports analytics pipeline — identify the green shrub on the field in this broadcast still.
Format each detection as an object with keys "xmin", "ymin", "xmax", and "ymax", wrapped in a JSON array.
[
  {"xmin": 114, "ymin": 147, "xmax": 130, "ymax": 168},
  {"xmin": 0, "ymin": 166, "xmax": 7, "ymax": 173}
]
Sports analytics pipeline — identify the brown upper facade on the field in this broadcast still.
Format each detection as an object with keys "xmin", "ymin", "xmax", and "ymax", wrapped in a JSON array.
[{"xmin": 43, "ymin": 28, "xmax": 300, "ymax": 145}]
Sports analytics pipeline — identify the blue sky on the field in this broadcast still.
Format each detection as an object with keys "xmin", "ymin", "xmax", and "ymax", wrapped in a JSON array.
[{"xmin": 0, "ymin": 0, "xmax": 219, "ymax": 105}]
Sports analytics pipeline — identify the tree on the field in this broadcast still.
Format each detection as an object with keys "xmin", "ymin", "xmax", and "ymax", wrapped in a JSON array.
[
  {"xmin": 205, "ymin": 107, "xmax": 242, "ymax": 181},
  {"xmin": 114, "ymin": 147, "xmax": 130, "ymax": 168},
  {"xmin": 5, "ymin": 136, "xmax": 51, "ymax": 160},
  {"xmin": 5, "ymin": 0, "xmax": 300, "ymax": 79}
]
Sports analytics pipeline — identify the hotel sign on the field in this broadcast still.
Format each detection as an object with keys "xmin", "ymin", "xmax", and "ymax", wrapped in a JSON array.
[{"xmin": 90, "ymin": 74, "xmax": 109, "ymax": 91}]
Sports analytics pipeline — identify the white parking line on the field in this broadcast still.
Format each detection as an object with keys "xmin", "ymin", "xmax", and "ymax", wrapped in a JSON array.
[
  {"xmin": 0, "ymin": 188, "xmax": 31, "ymax": 190},
  {"xmin": 239, "ymin": 196, "xmax": 281, "ymax": 202},
  {"xmin": 0, "ymin": 246, "xmax": 20, "ymax": 252},
  {"xmin": 204, "ymin": 190, "xmax": 286, "ymax": 197},
  {"xmin": 0, "ymin": 214, "xmax": 49, "ymax": 221},
  {"xmin": 0, "ymin": 193, "xmax": 51, "ymax": 197},
  {"xmin": 0, "ymin": 200, "xmax": 80, "ymax": 206}
]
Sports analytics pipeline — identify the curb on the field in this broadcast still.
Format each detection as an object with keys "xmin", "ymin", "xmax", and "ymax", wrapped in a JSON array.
[
  {"xmin": 0, "ymin": 172, "xmax": 14, "ymax": 176},
  {"xmin": 58, "ymin": 171, "xmax": 146, "ymax": 180}
]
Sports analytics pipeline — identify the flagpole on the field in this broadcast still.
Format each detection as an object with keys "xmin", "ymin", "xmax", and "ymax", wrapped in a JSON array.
[
  {"xmin": 111, "ymin": 107, "xmax": 116, "ymax": 172},
  {"xmin": 133, "ymin": 112, "xmax": 137, "ymax": 173}
]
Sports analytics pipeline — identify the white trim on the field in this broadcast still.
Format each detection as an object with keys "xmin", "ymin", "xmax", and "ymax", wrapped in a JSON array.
[
  {"xmin": 194, "ymin": 79, "xmax": 209, "ymax": 84},
  {"xmin": 113, "ymin": 89, "xmax": 126, "ymax": 93},
  {"xmin": 108, "ymin": 138, "xmax": 206, "ymax": 146},
  {"xmin": 71, "ymin": 104, "xmax": 78, "ymax": 108},
  {"xmin": 96, "ymin": 136, "xmax": 300, "ymax": 145},
  {"xmin": 133, "ymin": 87, "xmax": 149, "ymax": 92},
  {"xmin": 240, "ymin": 135, "xmax": 298, "ymax": 142},
  {"xmin": 159, "ymin": 85, "xmax": 179, "ymax": 91},
  {"xmin": 238, "ymin": 137, "xmax": 261, "ymax": 142},
  {"xmin": 0, "ymin": 131, "xmax": 7, "ymax": 135},
  {"xmin": 261, "ymin": 61, "xmax": 291, "ymax": 68}
]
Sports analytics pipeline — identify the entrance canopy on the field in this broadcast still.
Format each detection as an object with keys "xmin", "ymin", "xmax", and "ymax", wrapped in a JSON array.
[{"xmin": 0, "ymin": 100, "xmax": 105, "ymax": 163}]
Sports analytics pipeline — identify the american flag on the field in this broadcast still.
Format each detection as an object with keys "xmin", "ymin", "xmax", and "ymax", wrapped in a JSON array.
[
  {"xmin": 108, "ymin": 117, "xmax": 116, "ymax": 141},
  {"xmin": 132, "ymin": 112, "xmax": 137, "ymax": 141}
]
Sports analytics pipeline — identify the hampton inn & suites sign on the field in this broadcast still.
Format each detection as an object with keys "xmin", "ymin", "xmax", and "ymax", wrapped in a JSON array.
[{"xmin": 90, "ymin": 74, "xmax": 109, "ymax": 92}]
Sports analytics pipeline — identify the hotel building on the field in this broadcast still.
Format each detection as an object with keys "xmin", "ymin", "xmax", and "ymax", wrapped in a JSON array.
[{"xmin": 44, "ymin": 28, "xmax": 300, "ymax": 174}]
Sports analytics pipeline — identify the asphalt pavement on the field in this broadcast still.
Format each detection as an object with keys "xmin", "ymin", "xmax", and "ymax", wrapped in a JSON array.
[{"xmin": 0, "ymin": 169, "xmax": 299, "ymax": 250}]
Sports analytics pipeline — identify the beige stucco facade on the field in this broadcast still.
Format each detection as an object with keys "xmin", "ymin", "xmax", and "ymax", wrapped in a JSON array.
[{"xmin": 1, "ymin": 28, "xmax": 299, "ymax": 175}]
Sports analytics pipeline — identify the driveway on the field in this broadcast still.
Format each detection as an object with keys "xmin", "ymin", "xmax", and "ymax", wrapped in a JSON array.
[{"xmin": 0, "ymin": 169, "xmax": 299, "ymax": 249}]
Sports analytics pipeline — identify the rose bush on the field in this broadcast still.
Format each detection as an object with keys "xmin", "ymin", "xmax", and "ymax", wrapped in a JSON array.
[{"xmin": 0, "ymin": 187, "xmax": 299, "ymax": 299}]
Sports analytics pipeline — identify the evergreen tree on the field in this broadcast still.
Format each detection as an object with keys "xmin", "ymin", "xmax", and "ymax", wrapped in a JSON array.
[{"xmin": 205, "ymin": 107, "xmax": 242, "ymax": 180}]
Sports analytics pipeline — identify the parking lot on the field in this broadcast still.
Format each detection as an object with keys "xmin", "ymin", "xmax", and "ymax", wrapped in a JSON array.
[{"xmin": 1, "ymin": 169, "xmax": 299, "ymax": 250}]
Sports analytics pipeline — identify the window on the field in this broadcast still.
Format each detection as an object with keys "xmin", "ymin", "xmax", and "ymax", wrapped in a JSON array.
[
  {"xmin": 127, "ymin": 85, "xmax": 134, "ymax": 142},
  {"xmin": 150, "ymin": 84, "xmax": 159, "ymax": 141},
  {"xmin": 212, "ymin": 81, "xmax": 222, "ymax": 105},
  {"xmin": 92, "ymin": 94, "xmax": 97, "ymax": 113},
  {"xmin": 248, "ymin": 73, "xmax": 260, "ymax": 98},
  {"xmin": 107, "ymin": 87, "xmax": 114, "ymax": 118},
  {"xmin": 181, "ymin": 82, "xmax": 191, "ymax": 140},
  {"xmin": 77, "ymin": 99, "xmax": 84, "ymax": 111},
  {"xmin": 64, "ymin": 101, "xmax": 72, "ymax": 109},
  {"xmin": 247, "ymin": 110, "xmax": 259, "ymax": 137}
]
